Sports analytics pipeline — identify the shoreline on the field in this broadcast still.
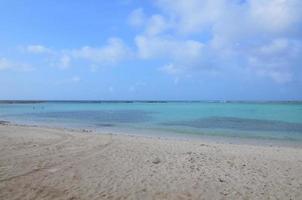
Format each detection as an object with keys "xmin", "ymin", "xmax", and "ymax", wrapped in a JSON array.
[
  {"xmin": 3, "ymin": 120, "xmax": 302, "ymax": 149},
  {"xmin": 1, "ymin": 123, "xmax": 302, "ymax": 199}
]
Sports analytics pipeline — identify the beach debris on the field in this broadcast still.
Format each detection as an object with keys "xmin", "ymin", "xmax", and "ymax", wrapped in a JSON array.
[
  {"xmin": 98, "ymin": 123, "xmax": 114, "ymax": 127},
  {"xmin": 82, "ymin": 129, "xmax": 92, "ymax": 133},
  {"xmin": 218, "ymin": 178, "xmax": 225, "ymax": 183},
  {"xmin": 220, "ymin": 191, "xmax": 229, "ymax": 196},
  {"xmin": 188, "ymin": 157, "xmax": 195, "ymax": 163},
  {"xmin": 152, "ymin": 157, "xmax": 161, "ymax": 164}
]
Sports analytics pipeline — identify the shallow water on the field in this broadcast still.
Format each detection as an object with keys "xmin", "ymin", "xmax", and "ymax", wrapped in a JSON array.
[{"xmin": 1, "ymin": 101, "xmax": 302, "ymax": 142}]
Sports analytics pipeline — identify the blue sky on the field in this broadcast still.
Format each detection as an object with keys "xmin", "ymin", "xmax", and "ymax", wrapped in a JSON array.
[{"xmin": 0, "ymin": 0, "xmax": 301, "ymax": 100}]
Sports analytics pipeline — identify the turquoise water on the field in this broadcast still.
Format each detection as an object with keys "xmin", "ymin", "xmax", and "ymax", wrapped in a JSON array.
[{"xmin": 1, "ymin": 101, "xmax": 302, "ymax": 142}]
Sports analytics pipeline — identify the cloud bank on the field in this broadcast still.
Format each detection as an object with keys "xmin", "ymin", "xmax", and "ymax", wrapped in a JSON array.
[
  {"xmin": 0, "ymin": 57, "xmax": 32, "ymax": 71},
  {"xmin": 9, "ymin": 0, "xmax": 302, "ymax": 84},
  {"xmin": 131, "ymin": 0, "xmax": 302, "ymax": 83},
  {"xmin": 23, "ymin": 37, "xmax": 131, "ymax": 70}
]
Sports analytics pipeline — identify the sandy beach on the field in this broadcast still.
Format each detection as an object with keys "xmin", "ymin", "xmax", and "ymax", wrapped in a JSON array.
[{"xmin": 0, "ymin": 124, "xmax": 302, "ymax": 200}]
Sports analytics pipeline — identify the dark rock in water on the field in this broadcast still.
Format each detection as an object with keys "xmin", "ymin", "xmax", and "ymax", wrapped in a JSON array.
[
  {"xmin": 0, "ymin": 121, "xmax": 9, "ymax": 125},
  {"xmin": 29, "ymin": 110, "xmax": 153, "ymax": 124},
  {"xmin": 97, "ymin": 123, "xmax": 115, "ymax": 127},
  {"xmin": 162, "ymin": 117, "xmax": 302, "ymax": 133}
]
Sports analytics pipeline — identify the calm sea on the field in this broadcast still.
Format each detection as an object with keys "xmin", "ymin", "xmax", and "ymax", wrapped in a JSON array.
[{"xmin": 1, "ymin": 101, "xmax": 302, "ymax": 143}]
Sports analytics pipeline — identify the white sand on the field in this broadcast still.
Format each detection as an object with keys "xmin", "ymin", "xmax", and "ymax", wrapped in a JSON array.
[{"xmin": 1, "ymin": 124, "xmax": 302, "ymax": 200}]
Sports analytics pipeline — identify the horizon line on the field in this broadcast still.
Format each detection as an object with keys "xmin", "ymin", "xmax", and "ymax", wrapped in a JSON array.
[{"xmin": 1, "ymin": 100, "xmax": 302, "ymax": 103}]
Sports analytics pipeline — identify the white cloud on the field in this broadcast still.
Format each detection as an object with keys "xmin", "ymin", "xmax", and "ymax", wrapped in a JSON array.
[
  {"xmin": 245, "ymin": 38, "xmax": 301, "ymax": 82},
  {"xmin": 128, "ymin": 8, "xmax": 146, "ymax": 27},
  {"xmin": 249, "ymin": 0, "xmax": 302, "ymax": 33},
  {"xmin": 24, "ymin": 37, "xmax": 131, "ymax": 70},
  {"xmin": 259, "ymin": 38, "xmax": 291, "ymax": 56},
  {"xmin": 0, "ymin": 57, "xmax": 33, "ymax": 71},
  {"xmin": 160, "ymin": 63, "xmax": 183, "ymax": 75},
  {"xmin": 71, "ymin": 38, "xmax": 131, "ymax": 64},
  {"xmin": 145, "ymin": 14, "xmax": 168, "ymax": 36},
  {"xmin": 156, "ymin": 0, "xmax": 227, "ymax": 34},
  {"xmin": 26, "ymin": 45, "xmax": 52, "ymax": 54},
  {"xmin": 12, "ymin": 0, "xmax": 302, "ymax": 84},
  {"xmin": 58, "ymin": 55, "xmax": 71, "ymax": 69},
  {"xmin": 156, "ymin": 0, "xmax": 302, "ymax": 36},
  {"xmin": 129, "ymin": 0, "xmax": 302, "ymax": 83},
  {"xmin": 135, "ymin": 35, "xmax": 204, "ymax": 63},
  {"xmin": 135, "ymin": 34, "xmax": 205, "ymax": 74},
  {"xmin": 0, "ymin": 58, "xmax": 12, "ymax": 70}
]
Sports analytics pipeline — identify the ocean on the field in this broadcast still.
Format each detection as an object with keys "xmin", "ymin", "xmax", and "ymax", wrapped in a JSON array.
[{"xmin": 1, "ymin": 101, "xmax": 302, "ymax": 143}]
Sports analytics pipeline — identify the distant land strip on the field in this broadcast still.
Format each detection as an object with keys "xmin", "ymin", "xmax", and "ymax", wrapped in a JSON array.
[{"xmin": 0, "ymin": 100, "xmax": 302, "ymax": 104}]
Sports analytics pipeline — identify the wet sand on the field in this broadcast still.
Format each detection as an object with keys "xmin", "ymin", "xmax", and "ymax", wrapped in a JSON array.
[{"xmin": 1, "ymin": 124, "xmax": 302, "ymax": 200}]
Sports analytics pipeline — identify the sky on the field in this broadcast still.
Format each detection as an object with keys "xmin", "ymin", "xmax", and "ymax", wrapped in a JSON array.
[{"xmin": 0, "ymin": 0, "xmax": 302, "ymax": 100}]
